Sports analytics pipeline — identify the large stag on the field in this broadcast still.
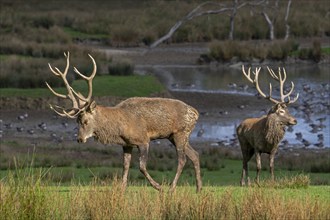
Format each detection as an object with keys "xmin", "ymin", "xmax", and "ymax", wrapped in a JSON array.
[
  {"xmin": 237, "ymin": 66, "xmax": 299, "ymax": 186},
  {"xmin": 46, "ymin": 52, "xmax": 202, "ymax": 192}
]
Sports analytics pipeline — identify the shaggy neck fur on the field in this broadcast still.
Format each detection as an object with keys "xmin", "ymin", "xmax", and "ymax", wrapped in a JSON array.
[
  {"xmin": 92, "ymin": 107, "xmax": 126, "ymax": 145},
  {"xmin": 264, "ymin": 114, "xmax": 286, "ymax": 146}
]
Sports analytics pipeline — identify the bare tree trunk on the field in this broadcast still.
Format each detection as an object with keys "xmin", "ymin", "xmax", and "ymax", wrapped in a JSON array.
[
  {"xmin": 262, "ymin": 11, "xmax": 275, "ymax": 40},
  {"xmin": 229, "ymin": 0, "xmax": 238, "ymax": 40},
  {"xmin": 150, "ymin": 2, "xmax": 232, "ymax": 48},
  {"xmin": 150, "ymin": 0, "xmax": 266, "ymax": 48},
  {"xmin": 284, "ymin": 0, "xmax": 292, "ymax": 40}
]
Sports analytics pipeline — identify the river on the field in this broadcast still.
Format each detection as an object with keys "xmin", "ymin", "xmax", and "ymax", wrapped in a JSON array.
[{"xmin": 141, "ymin": 64, "xmax": 330, "ymax": 148}]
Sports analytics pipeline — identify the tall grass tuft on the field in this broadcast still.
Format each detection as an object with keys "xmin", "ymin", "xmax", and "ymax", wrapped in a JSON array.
[
  {"xmin": 1, "ymin": 166, "xmax": 329, "ymax": 219},
  {"xmin": 0, "ymin": 157, "xmax": 52, "ymax": 220},
  {"xmin": 253, "ymin": 174, "xmax": 311, "ymax": 189}
]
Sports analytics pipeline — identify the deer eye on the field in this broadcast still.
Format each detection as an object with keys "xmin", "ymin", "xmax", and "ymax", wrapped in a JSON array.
[
  {"xmin": 279, "ymin": 109, "xmax": 285, "ymax": 114},
  {"xmin": 83, "ymin": 120, "xmax": 88, "ymax": 125}
]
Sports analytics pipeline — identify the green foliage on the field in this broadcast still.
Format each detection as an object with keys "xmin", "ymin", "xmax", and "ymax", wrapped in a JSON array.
[
  {"xmin": 208, "ymin": 40, "xmax": 300, "ymax": 62},
  {"xmin": 108, "ymin": 59, "xmax": 134, "ymax": 76},
  {"xmin": 0, "ymin": 75, "xmax": 165, "ymax": 98},
  {"xmin": 296, "ymin": 40, "xmax": 322, "ymax": 62}
]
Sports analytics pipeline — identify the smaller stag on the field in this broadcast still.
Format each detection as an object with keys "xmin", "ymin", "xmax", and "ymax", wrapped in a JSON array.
[
  {"xmin": 237, "ymin": 66, "xmax": 299, "ymax": 186},
  {"xmin": 46, "ymin": 52, "xmax": 202, "ymax": 192}
]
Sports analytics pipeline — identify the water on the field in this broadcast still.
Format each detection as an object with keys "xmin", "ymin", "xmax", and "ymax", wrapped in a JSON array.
[{"xmin": 144, "ymin": 64, "xmax": 330, "ymax": 147}]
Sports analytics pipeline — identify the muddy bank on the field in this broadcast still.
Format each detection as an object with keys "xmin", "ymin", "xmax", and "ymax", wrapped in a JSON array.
[{"xmin": 170, "ymin": 91, "xmax": 271, "ymax": 122}]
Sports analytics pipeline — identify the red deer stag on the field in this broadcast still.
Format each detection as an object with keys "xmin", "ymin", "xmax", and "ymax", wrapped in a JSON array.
[
  {"xmin": 46, "ymin": 52, "xmax": 202, "ymax": 192},
  {"xmin": 237, "ymin": 66, "xmax": 299, "ymax": 186}
]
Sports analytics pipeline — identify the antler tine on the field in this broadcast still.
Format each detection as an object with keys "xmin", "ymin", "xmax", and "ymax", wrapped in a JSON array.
[
  {"xmin": 45, "ymin": 82, "xmax": 66, "ymax": 99},
  {"xmin": 48, "ymin": 63, "xmax": 61, "ymax": 76},
  {"xmin": 242, "ymin": 65, "xmax": 280, "ymax": 104},
  {"xmin": 253, "ymin": 67, "xmax": 272, "ymax": 100},
  {"xmin": 277, "ymin": 67, "xmax": 294, "ymax": 103},
  {"xmin": 49, "ymin": 104, "xmax": 78, "ymax": 119},
  {"xmin": 266, "ymin": 66, "xmax": 299, "ymax": 104},
  {"xmin": 241, "ymin": 65, "xmax": 254, "ymax": 83},
  {"xmin": 266, "ymin": 66, "xmax": 279, "ymax": 80},
  {"xmin": 72, "ymin": 54, "xmax": 97, "ymax": 103},
  {"xmin": 288, "ymin": 92, "xmax": 299, "ymax": 104},
  {"xmin": 46, "ymin": 51, "xmax": 81, "ymax": 118}
]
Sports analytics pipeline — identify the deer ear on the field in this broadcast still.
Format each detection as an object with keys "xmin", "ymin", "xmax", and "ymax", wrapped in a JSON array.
[
  {"xmin": 280, "ymin": 103, "xmax": 287, "ymax": 108},
  {"xmin": 268, "ymin": 103, "xmax": 281, "ymax": 114},
  {"xmin": 87, "ymin": 100, "xmax": 97, "ymax": 113}
]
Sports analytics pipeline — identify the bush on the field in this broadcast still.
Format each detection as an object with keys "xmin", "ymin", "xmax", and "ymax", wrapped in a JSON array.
[
  {"xmin": 108, "ymin": 59, "xmax": 134, "ymax": 76},
  {"xmin": 32, "ymin": 15, "xmax": 54, "ymax": 29},
  {"xmin": 297, "ymin": 40, "xmax": 322, "ymax": 62},
  {"xmin": 208, "ymin": 40, "xmax": 299, "ymax": 62}
]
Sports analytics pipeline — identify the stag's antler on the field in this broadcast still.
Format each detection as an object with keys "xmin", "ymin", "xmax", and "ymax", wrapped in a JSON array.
[
  {"xmin": 46, "ymin": 52, "xmax": 97, "ymax": 118},
  {"xmin": 266, "ymin": 67, "xmax": 299, "ymax": 104},
  {"xmin": 242, "ymin": 65, "xmax": 299, "ymax": 104}
]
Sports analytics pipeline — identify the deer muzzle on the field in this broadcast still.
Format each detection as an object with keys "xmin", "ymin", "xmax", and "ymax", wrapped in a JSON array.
[
  {"xmin": 77, "ymin": 137, "xmax": 86, "ymax": 143},
  {"xmin": 289, "ymin": 118, "xmax": 297, "ymax": 125}
]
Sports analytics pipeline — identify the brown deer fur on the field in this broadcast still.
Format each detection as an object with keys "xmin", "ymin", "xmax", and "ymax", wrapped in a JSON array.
[
  {"xmin": 77, "ymin": 97, "xmax": 202, "ymax": 192},
  {"xmin": 237, "ymin": 103, "xmax": 297, "ymax": 186},
  {"xmin": 46, "ymin": 52, "xmax": 202, "ymax": 193}
]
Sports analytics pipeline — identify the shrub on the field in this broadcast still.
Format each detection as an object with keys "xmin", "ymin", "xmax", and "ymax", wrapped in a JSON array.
[
  {"xmin": 297, "ymin": 40, "xmax": 322, "ymax": 62},
  {"xmin": 208, "ymin": 40, "xmax": 299, "ymax": 62},
  {"xmin": 108, "ymin": 59, "xmax": 134, "ymax": 76},
  {"xmin": 209, "ymin": 41, "xmax": 236, "ymax": 62},
  {"xmin": 311, "ymin": 39, "xmax": 322, "ymax": 62},
  {"xmin": 32, "ymin": 15, "xmax": 54, "ymax": 29}
]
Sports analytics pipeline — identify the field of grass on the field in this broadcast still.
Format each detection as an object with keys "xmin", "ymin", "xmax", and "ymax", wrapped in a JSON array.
[
  {"xmin": 1, "ymin": 167, "xmax": 329, "ymax": 220},
  {"xmin": 1, "ymin": 142, "xmax": 329, "ymax": 219},
  {"xmin": 0, "ymin": 74, "xmax": 165, "ymax": 98},
  {"xmin": 1, "ymin": 164, "xmax": 329, "ymax": 188}
]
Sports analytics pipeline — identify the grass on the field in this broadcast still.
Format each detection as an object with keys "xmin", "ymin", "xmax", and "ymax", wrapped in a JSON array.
[
  {"xmin": 1, "ymin": 168, "xmax": 329, "ymax": 220},
  {"xmin": 0, "ymin": 75, "xmax": 165, "ymax": 98},
  {"xmin": 322, "ymin": 47, "xmax": 330, "ymax": 55},
  {"xmin": 62, "ymin": 27, "xmax": 109, "ymax": 40},
  {"xmin": 1, "ymin": 160, "xmax": 329, "ymax": 187},
  {"xmin": 1, "ymin": 149, "xmax": 329, "ymax": 219}
]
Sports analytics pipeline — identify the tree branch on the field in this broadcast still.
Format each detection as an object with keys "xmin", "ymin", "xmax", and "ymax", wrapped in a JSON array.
[{"xmin": 149, "ymin": 0, "xmax": 267, "ymax": 48}]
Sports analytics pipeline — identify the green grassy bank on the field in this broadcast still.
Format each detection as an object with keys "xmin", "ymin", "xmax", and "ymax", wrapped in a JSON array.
[{"xmin": 0, "ymin": 74, "xmax": 165, "ymax": 98}]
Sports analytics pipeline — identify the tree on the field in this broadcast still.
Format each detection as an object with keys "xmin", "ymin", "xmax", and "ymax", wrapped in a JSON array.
[
  {"xmin": 284, "ymin": 0, "xmax": 292, "ymax": 40},
  {"xmin": 150, "ymin": 0, "xmax": 292, "ymax": 48}
]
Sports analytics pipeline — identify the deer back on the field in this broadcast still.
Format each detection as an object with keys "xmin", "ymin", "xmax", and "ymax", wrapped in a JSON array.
[{"xmin": 78, "ymin": 97, "xmax": 199, "ymax": 145}]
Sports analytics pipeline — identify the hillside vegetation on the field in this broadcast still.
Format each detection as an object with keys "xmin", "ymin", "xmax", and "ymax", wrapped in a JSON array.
[{"xmin": 0, "ymin": 0, "xmax": 329, "ymax": 88}]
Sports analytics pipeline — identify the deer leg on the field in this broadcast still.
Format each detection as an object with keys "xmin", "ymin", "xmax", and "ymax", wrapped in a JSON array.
[
  {"xmin": 122, "ymin": 146, "xmax": 133, "ymax": 190},
  {"xmin": 169, "ymin": 132, "xmax": 187, "ymax": 192},
  {"xmin": 255, "ymin": 152, "xmax": 261, "ymax": 184},
  {"xmin": 241, "ymin": 159, "xmax": 247, "ymax": 186},
  {"xmin": 269, "ymin": 153, "xmax": 275, "ymax": 181},
  {"xmin": 138, "ymin": 144, "xmax": 161, "ymax": 191},
  {"xmin": 185, "ymin": 144, "xmax": 202, "ymax": 193},
  {"xmin": 240, "ymin": 146, "xmax": 254, "ymax": 186}
]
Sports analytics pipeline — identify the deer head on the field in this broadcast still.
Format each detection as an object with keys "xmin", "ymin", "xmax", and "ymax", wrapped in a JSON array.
[
  {"xmin": 46, "ymin": 52, "xmax": 97, "ymax": 118},
  {"xmin": 241, "ymin": 65, "xmax": 299, "ymax": 125},
  {"xmin": 46, "ymin": 52, "xmax": 98, "ymax": 141}
]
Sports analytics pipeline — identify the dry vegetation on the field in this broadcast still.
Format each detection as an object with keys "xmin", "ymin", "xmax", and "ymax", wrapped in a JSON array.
[{"xmin": 1, "ymin": 171, "xmax": 329, "ymax": 220}]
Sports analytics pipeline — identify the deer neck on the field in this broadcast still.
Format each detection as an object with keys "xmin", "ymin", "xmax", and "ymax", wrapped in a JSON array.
[
  {"xmin": 92, "ymin": 106, "xmax": 126, "ymax": 145},
  {"xmin": 264, "ymin": 114, "xmax": 286, "ymax": 145}
]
